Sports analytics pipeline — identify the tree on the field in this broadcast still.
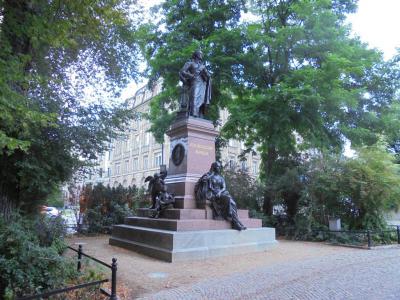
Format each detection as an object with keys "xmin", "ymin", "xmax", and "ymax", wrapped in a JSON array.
[
  {"xmin": 221, "ymin": 0, "xmax": 400, "ymax": 215},
  {"xmin": 0, "ymin": 0, "xmax": 141, "ymax": 216},
  {"xmin": 301, "ymin": 144, "xmax": 400, "ymax": 230},
  {"xmin": 139, "ymin": 0, "xmax": 247, "ymax": 142}
]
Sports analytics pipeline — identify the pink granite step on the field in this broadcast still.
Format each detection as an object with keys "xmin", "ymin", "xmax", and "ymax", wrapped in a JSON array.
[
  {"xmin": 124, "ymin": 216, "xmax": 261, "ymax": 231},
  {"xmin": 137, "ymin": 208, "xmax": 249, "ymax": 220},
  {"xmin": 137, "ymin": 208, "xmax": 206, "ymax": 219}
]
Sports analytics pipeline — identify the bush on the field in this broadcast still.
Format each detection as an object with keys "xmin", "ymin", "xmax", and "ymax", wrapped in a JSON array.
[
  {"xmin": 82, "ymin": 183, "xmax": 147, "ymax": 233},
  {"xmin": 0, "ymin": 214, "xmax": 76, "ymax": 299},
  {"xmin": 223, "ymin": 167, "xmax": 264, "ymax": 210},
  {"xmin": 267, "ymin": 144, "xmax": 400, "ymax": 238},
  {"xmin": 34, "ymin": 215, "xmax": 67, "ymax": 248}
]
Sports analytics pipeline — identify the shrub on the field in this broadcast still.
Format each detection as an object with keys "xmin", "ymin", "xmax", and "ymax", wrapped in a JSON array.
[
  {"xmin": 34, "ymin": 215, "xmax": 67, "ymax": 248},
  {"xmin": 267, "ymin": 143, "xmax": 400, "ymax": 238},
  {"xmin": 0, "ymin": 214, "xmax": 76, "ymax": 299},
  {"xmin": 223, "ymin": 167, "xmax": 264, "ymax": 210},
  {"xmin": 82, "ymin": 183, "xmax": 147, "ymax": 233}
]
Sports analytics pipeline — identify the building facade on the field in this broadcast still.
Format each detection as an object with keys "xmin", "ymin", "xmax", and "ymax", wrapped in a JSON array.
[{"xmin": 86, "ymin": 82, "xmax": 260, "ymax": 187}]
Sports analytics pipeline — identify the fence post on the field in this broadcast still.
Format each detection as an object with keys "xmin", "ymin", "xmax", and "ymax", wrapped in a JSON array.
[
  {"xmin": 397, "ymin": 226, "xmax": 400, "ymax": 244},
  {"xmin": 367, "ymin": 230, "xmax": 372, "ymax": 248},
  {"xmin": 110, "ymin": 258, "xmax": 118, "ymax": 300},
  {"xmin": 77, "ymin": 244, "xmax": 82, "ymax": 272}
]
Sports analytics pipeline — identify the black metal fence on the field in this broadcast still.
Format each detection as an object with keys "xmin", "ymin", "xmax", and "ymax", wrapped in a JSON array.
[
  {"xmin": 16, "ymin": 245, "xmax": 118, "ymax": 300},
  {"xmin": 312, "ymin": 226, "xmax": 400, "ymax": 248},
  {"xmin": 277, "ymin": 224, "xmax": 400, "ymax": 248}
]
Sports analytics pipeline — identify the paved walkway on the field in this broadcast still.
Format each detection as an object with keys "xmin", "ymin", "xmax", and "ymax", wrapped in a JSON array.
[{"xmin": 140, "ymin": 247, "xmax": 400, "ymax": 300}]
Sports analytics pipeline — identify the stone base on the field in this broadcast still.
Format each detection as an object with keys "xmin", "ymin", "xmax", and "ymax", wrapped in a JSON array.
[{"xmin": 109, "ymin": 226, "xmax": 277, "ymax": 262}]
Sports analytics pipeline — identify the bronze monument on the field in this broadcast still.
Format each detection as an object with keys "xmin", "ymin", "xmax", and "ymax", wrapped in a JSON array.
[
  {"xmin": 195, "ymin": 162, "xmax": 247, "ymax": 231},
  {"xmin": 145, "ymin": 169, "xmax": 175, "ymax": 218},
  {"xmin": 179, "ymin": 50, "xmax": 211, "ymax": 118}
]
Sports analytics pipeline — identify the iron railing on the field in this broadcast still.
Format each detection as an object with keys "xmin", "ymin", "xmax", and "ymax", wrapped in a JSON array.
[
  {"xmin": 17, "ymin": 245, "xmax": 118, "ymax": 300},
  {"xmin": 312, "ymin": 226, "xmax": 400, "ymax": 248}
]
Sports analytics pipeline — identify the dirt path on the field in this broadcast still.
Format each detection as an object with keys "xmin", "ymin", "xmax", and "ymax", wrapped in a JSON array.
[{"xmin": 66, "ymin": 235, "xmax": 358, "ymax": 299}]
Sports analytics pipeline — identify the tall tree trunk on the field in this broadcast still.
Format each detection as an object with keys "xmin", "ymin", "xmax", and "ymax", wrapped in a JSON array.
[
  {"xmin": 0, "ymin": 193, "xmax": 15, "ymax": 221},
  {"xmin": 262, "ymin": 146, "xmax": 277, "ymax": 216}
]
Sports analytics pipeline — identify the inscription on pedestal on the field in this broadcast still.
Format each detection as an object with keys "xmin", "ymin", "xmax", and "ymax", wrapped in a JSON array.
[{"xmin": 189, "ymin": 143, "xmax": 213, "ymax": 156}]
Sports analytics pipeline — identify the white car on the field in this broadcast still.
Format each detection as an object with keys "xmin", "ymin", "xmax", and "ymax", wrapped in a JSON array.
[
  {"xmin": 43, "ymin": 206, "xmax": 59, "ymax": 217},
  {"xmin": 60, "ymin": 208, "xmax": 78, "ymax": 234}
]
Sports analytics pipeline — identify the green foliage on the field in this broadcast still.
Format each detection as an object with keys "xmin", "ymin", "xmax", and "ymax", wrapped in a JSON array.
[
  {"xmin": 0, "ymin": 0, "xmax": 141, "ymax": 215},
  {"xmin": 34, "ymin": 215, "xmax": 67, "ymax": 249},
  {"xmin": 222, "ymin": 0, "xmax": 399, "ymax": 176},
  {"xmin": 139, "ymin": 0, "xmax": 247, "ymax": 142},
  {"xmin": 0, "ymin": 213, "xmax": 76, "ymax": 299},
  {"xmin": 269, "ymin": 144, "xmax": 400, "ymax": 234},
  {"xmin": 83, "ymin": 183, "xmax": 146, "ymax": 233},
  {"xmin": 141, "ymin": 1, "xmax": 400, "ymax": 224},
  {"xmin": 222, "ymin": 166, "xmax": 263, "ymax": 210},
  {"xmin": 45, "ymin": 185, "xmax": 64, "ymax": 208}
]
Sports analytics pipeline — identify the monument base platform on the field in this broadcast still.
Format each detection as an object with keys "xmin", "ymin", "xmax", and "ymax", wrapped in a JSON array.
[{"xmin": 109, "ymin": 226, "xmax": 277, "ymax": 262}]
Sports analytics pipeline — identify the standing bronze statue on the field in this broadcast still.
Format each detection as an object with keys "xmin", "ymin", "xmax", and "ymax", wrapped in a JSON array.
[
  {"xmin": 195, "ymin": 162, "xmax": 247, "ymax": 231},
  {"xmin": 179, "ymin": 50, "xmax": 211, "ymax": 118}
]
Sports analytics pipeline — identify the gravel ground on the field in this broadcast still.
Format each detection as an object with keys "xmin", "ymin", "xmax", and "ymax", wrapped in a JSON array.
[{"xmin": 66, "ymin": 235, "xmax": 364, "ymax": 299}]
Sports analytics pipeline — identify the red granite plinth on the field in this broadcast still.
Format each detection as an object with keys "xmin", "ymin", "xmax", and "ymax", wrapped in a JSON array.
[{"xmin": 165, "ymin": 117, "xmax": 218, "ymax": 207}]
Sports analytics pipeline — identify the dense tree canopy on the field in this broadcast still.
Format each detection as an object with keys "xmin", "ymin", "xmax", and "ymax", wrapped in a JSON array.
[
  {"xmin": 142, "ymin": 0, "xmax": 400, "ymax": 218},
  {"xmin": 139, "ymin": 0, "xmax": 247, "ymax": 141},
  {"xmin": 0, "ymin": 0, "xmax": 141, "ymax": 215}
]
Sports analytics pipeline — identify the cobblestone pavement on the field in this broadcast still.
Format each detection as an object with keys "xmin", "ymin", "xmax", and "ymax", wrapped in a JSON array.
[{"xmin": 140, "ymin": 248, "xmax": 400, "ymax": 300}]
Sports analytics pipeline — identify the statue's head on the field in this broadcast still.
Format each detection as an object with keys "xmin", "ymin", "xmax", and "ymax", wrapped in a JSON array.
[
  {"xmin": 192, "ymin": 50, "xmax": 203, "ymax": 61},
  {"xmin": 210, "ymin": 161, "xmax": 222, "ymax": 173}
]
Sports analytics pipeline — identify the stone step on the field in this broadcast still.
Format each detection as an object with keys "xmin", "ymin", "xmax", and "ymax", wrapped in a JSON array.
[
  {"xmin": 137, "ymin": 208, "xmax": 206, "ymax": 219},
  {"xmin": 137, "ymin": 208, "xmax": 249, "ymax": 220},
  {"xmin": 124, "ymin": 216, "xmax": 261, "ymax": 231},
  {"xmin": 109, "ymin": 226, "xmax": 277, "ymax": 262},
  {"xmin": 111, "ymin": 225, "xmax": 174, "ymax": 251}
]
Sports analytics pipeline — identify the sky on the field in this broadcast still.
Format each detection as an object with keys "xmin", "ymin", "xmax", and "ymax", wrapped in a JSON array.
[
  {"xmin": 346, "ymin": 0, "xmax": 400, "ymax": 59},
  {"xmin": 120, "ymin": 0, "xmax": 400, "ymax": 100}
]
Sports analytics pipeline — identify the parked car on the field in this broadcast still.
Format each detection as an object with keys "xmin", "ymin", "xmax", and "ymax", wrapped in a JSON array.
[
  {"xmin": 40, "ymin": 206, "xmax": 59, "ymax": 217},
  {"xmin": 60, "ymin": 208, "xmax": 78, "ymax": 234}
]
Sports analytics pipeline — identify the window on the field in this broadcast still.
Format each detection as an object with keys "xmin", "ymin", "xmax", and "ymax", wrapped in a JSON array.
[
  {"xmin": 124, "ymin": 160, "xmax": 129, "ymax": 173},
  {"xmin": 115, "ymin": 141, "xmax": 121, "ymax": 154},
  {"xmin": 107, "ymin": 167, "xmax": 111, "ymax": 177},
  {"xmin": 132, "ymin": 135, "xmax": 139, "ymax": 149},
  {"xmin": 99, "ymin": 168, "xmax": 103, "ymax": 178},
  {"xmin": 241, "ymin": 160, "xmax": 247, "ymax": 171},
  {"xmin": 253, "ymin": 161, "xmax": 259, "ymax": 174},
  {"xmin": 143, "ymin": 156, "xmax": 148, "ymax": 170},
  {"xmin": 229, "ymin": 157, "xmax": 235, "ymax": 169},
  {"xmin": 144, "ymin": 132, "xmax": 150, "ymax": 146},
  {"xmin": 123, "ymin": 140, "xmax": 128, "ymax": 152},
  {"xmin": 132, "ymin": 157, "xmax": 138, "ymax": 171},
  {"xmin": 154, "ymin": 152, "xmax": 162, "ymax": 167},
  {"xmin": 115, "ymin": 164, "xmax": 120, "ymax": 175}
]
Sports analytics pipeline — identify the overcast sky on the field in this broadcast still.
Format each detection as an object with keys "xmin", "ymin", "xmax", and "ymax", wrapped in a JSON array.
[{"xmin": 120, "ymin": 0, "xmax": 400, "ymax": 100}]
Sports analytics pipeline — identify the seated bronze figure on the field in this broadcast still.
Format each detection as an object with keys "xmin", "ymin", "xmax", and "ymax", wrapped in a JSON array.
[
  {"xmin": 145, "ymin": 170, "xmax": 174, "ymax": 218},
  {"xmin": 195, "ymin": 162, "xmax": 247, "ymax": 231}
]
